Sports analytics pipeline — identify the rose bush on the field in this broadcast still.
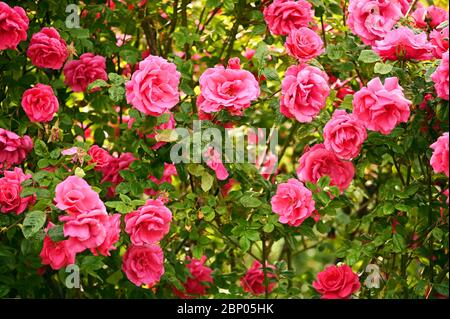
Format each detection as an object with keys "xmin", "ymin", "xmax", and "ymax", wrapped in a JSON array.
[{"xmin": 0, "ymin": 0, "xmax": 448, "ymax": 300}]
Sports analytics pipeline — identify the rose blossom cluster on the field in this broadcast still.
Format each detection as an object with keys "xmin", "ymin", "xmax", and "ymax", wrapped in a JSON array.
[
  {"xmin": 63, "ymin": 53, "xmax": 108, "ymax": 92},
  {"xmin": 40, "ymin": 176, "xmax": 121, "ymax": 270},
  {"xmin": 123, "ymin": 198, "xmax": 172, "ymax": 286},
  {"xmin": 0, "ymin": 2, "xmax": 29, "ymax": 51}
]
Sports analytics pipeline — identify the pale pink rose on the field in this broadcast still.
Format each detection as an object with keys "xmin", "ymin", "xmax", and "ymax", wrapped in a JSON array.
[
  {"xmin": 353, "ymin": 77, "xmax": 411, "ymax": 134},
  {"xmin": 197, "ymin": 58, "xmax": 260, "ymax": 115},
  {"xmin": 175, "ymin": 256, "xmax": 213, "ymax": 298},
  {"xmin": 61, "ymin": 147, "xmax": 78, "ymax": 156},
  {"xmin": 430, "ymin": 27, "xmax": 449, "ymax": 59},
  {"xmin": 126, "ymin": 55, "xmax": 181, "ymax": 116},
  {"xmin": 347, "ymin": 0, "xmax": 402, "ymax": 45},
  {"xmin": 0, "ymin": 2, "xmax": 29, "ymax": 50},
  {"xmin": 125, "ymin": 199, "xmax": 172, "ymax": 245},
  {"xmin": 61, "ymin": 209, "xmax": 109, "ymax": 254},
  {"xmin": 241, "ymin": 261, "xmax": 277, "ymax": 296},
  {"xmin": 0, "ymin": 128, "xmax": 33, "ymax": 168},
  {"xmin": 431, "ymin": 50, "xmax": 449, "ymax": 100},
  {"xmin": 297, "ymin": 144, "xmax": 355, "ymax": 192},
  {"xmin": 88, "ymin": 145, "xmax": 113, "ymax": 171},
  {"xmin": 0, "ymin": 167, "xmax": 35, "ymax": 214},
  {"xmin": 271, "ymin": 178, "xmax": 315, "ymax": 227},
  {"xmin": 122, "ymin": 244, "xmax": 164, "ymax": 287},
  {"xmin": 373, "ymin": 27, "xmax": 434, "ymax": 61},
  {"xmin": 263, "ymin": 0, "xmax": 314, "ymax": 36},
  {"xmin": 21, "ymin": 84, "xmax": 59, "ymax": 122},
  {"xmin": 285, "ymin": 27, "xmax": 324, "ymax": 62},
  {"xmin": 204, "ymin": 147, "xmax": 229, "ymax": 180},
  {"xmin": 280, "ymin": 64, "xmax": 330, "ymax": 123},
  {"xmin": 27, "ymin": 27, "xmax": 68, "ymax": 70},
  {"xmin": 412, "ymin": 6, "xmax": 449, "ymax": 29},
  {"xmin": 63, "ymin": 53, "xmax": 108, "ymax": 92},
  {"xmin": 100, "ymin": 152, "xmax": 135, "ymax": 185},
  {"xmin": 313, "ymin": 264, "xmax": 361, "ymax": 299},
  {"xmin": 146, "ymin": 163, "xmax": 177, "ymax": 196},
  {"xmin": 323, "ymin": 109, "xmax": 367, "ymax": 160},
  {"xmin": 148, "ymin": 112, "xmax": 176, "ymax": 150},
  {"xmin": 90, "ymin": 213, "xmax": 121, "ymax": 256},
  {"xmin": 430, "ymin": 132, "xmax": 449, "ymax": 177},
  {"xmin": 40, "ymin": 223, "xmax": 76, "ymax": 270},
  {"xmin": 54, "ymin": 176, "xmax": 106, "ymax": 215}
]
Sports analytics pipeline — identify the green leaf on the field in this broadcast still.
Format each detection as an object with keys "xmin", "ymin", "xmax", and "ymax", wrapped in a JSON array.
[
  {"xmin": 108, "ymin": 85, "xmax": 125, "ymax": 102},
  {"xmin": 106, "ymin": 270, "xmax": 123, "ymax": 286},
  {"xmin": 358, "ymin": 50, "xmax": 380, "ymax": 63},
  {"xmin": 48, "ymin": 225, "xmax": 65, "ymax": 242},
  {"xmin": 108, "ymin": 73, "xmax": 125, "ymax": 85},
  {"xmin": 34, "ymin": 139, "xmax": 49, "ymax": 157},
  {"xmin": 392, "ymin": 233, "xmax": 407, "ymax": 253},
  {"xmin": 263, "ymin": 223, "xmax": 274, "ymax": 233},
  {"xmin": 262, "ymin": 67, "xmax": 279, "ymax": 82},
  {"xmin": 239, "ymin": 195, "xmax": 262, "ymax": 208},
  {"xmin": 22, "ymin": 211, "xmax": 46, "ymax": 239},
  {"xmin": 374, "ymin": 62, "xmax": 393, "ymax": 74},
  {"xmin": 87, "ymin": 79, "xmax": 109, "ymax": 91},
  {"xmin": 239, "ymin": 236, "xmax": 250, "ymax": 252},
  {"xmin": 201, "ymin": 172, "xmax": 214, "ymax": 192}
]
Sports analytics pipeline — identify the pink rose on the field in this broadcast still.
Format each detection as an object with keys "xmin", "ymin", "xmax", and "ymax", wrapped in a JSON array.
[
  {"xmin": 255, "ymin": 152, "xmax": 278, "ymax": 180},
  {"xmin": 372, "ymin": 27, "xmax": 434, "ymax": 61},
  {"xmin": 347, "ymin": 0, "xmax": 402, "ymax": 45},
  {"xmin": 90, "ymin": 213, "xmax": 121, "ymax": 256},
  {"xmin": 175, "ymin": 256, "xmax": 213, "ymax": 297},
  {"xmin": 204, "ymin": 147, "xmax": 229, "ymax": 180},
  {"xmin": 61, "ymin": 209, "xmax": 109, "ymax": 254},
  {"xmin": 263, "ymin": 0, "xmax": 314, "ymax": 36},
  {"xmin": 271, "ymin": 178, "xmax": 315, "ymax": 227},
  {"xmin": 197, "ymin": 58, "xmax": 260, "ymax": 115},
  {"xmin": 353, "ymin": 77, "xmax": 411, "ymax": 134},
  {"xmin": 430, "ymin": 27, "xmax": 449, "ymax": 59},
  {"xmin": 63, "ymin": 53, "xmax": 108, "ymax": 92},
  {"xmin": 430, "ymin": 132, "xmax": 449, "ymax": 177},
  {"xmin": 122, "ymin": 244, "xmax": 164, "ymax": 287},
  {"xmin": 297, "ymin": 144, "xmax": 355, "ymax": 192},
  {"xmin": 125, "ymin": 199, "xmax": 172, "ymax": 245},
  {"xmin": 126, "ymin": 55, "xmax": 181, "ymax": 116},
  {"xmin": 431, "ymin": 50, "xmax": 449, "ymax": 100},
  {"xmin": 54, "ymin": 176, "xmax": 106, "ymax": 215},
  {"xmin": 0, "ymin": 167, "xmax": 35, "ymax": 214},
  {"xmin": 100, "ymin": 152, "xmax": 135, "ymax": 185},
  {"xmin": 313, "ymin": 264, "xmax": 361, "ymax": 299},
  {"xmin": 0, "ymin": 128, "xmax": 33, "ymax": 168},
  {"xmin": 323, "ymin": 109, "xmax": 367, "ymax": 160},
  {"xmin": 280, "ymin": 64, "xmax": 330, "ymax": 123},
  {"xmin": 146, "ymin": 163, "xmax": 177, "ymax": 196},
  {"xmin": 240, "ymin": 261, "xmax": 277, "ymax": 296},
  {"xmin": 40, "ymin": 223, "xmax": 76, "ymax": 270},
  {"xmin": 0, "ymin": 2, "xmax": 29, "ymax": 50},
  {"xmin": 395, "ymin": 0, "xmax": 415, "ymax": 15},
  {"xmin": 285, "ymin": 27, "xmax": 324, "ymax": 62},
  {"xmin": 412, "ymin": 6, "xmax": 449, "ymax": 29},
  {"xmin": 21, "ymin": 84, "xmax": 59, "ymax": 123},
  {"xmin": 88, "ymin": 145, "xmax": 113, "ymax": 171},
  {"xmin": 26, "ymin": 27, "xmax": 68, "ymax": 69}
]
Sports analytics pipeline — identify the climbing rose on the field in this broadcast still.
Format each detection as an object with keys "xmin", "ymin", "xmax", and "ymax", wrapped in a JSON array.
[
  {"xmin": 241, "ymin": 261, "xmax": 277, "ymax": 296},
  {"xmin": 263, "ymin": 0, "xmax": 314, "ymax": 36},
  {"xmin": 27, "ymin": 27, "xmax": 68, "ymax": 69},
  {"xmin": 372, "ymin": 27, "xmax": 434, "ymax": 61},
  {"xmin": 21, "ymin": 84, "xmax": 59, "ymax": 123},
  {"xmin": 0, "ymin": 2, "xmax": 29, "ymax": 50},
  {"xmin": 204, "ymin": 147, "xmax": 229, "ymax": 180},
  {"xmin": 0, "ymin": 167, "xmax": 35, "ymax": 214},
  {"xmin": 125, "ymin": 199, "xmax": 173, "ymax": 245},
  {"xmin": 197, "ymin": 58, "xmax": 260, "ymax": 115},
  {"xmin": 146, "ymin": 163, "xmax": 177, "ymax": 196},
  {"xmin": 0, "ymin": 128, "xmax": 33, "ymax": 168},
  {"xmin": 88, "ymin": 145, "xmax": 113, "ymax": 171},
  {"xmin": 323, "ymin": 109, "xmax": 367, "ymax": 160},
  {"xmin": 297, "ymin": 144, "xmax": 355, "ymax": 192},
  {"xmin": 347, "ymin": 0, "xmax": 402, "ymax": 45},
  {"xmin": 431, "ymin": 50, "xmax": 449, "ymax": 100},
  {"xmin": 353, "ymin": 77, "xmax": 411, "ymax": 135},
  {"xmin": 313, "ymin": 264, "xmax": 361, "ymax": 299},
  {"xmin": 63, "ymin": 53, "xmax": 108, "ymax": 92},
  {"xmin": 412, "ymin": 5, "xmax": 449, "ymax": 29},
  {"xmin": 430, "ymin": 27, "xmax": 449, "ymax": 59},
  {"xmin": 430, "ymin": 132, "xmax": 449, "ymax": 177},
  {"xmin": 176, "ymin": 256, "xmax": 214, "ymax": 297},
  {"xmin": 126, "ymin": 55, "xmax": 181, "ymax": 116},
  {"xmin": 40, "ymin": 223, "xmax": 76, "ymax": 270},
  {"xmin": 122, "ymin": 244, "xmax": 164, "ymax": 287},
  {"xmin": 271, "ymin": 178, "xmax": 315, "ymax": 227},
  {"xmin": 280, "ymin": 64, "xmax": 330, "ymax": 123},
  {"xmin": 90, "ymin": 213, "xmax": 121, "ymax": 257},
  {"xmin": 284, "ymin": 27, "xmax": 324, "ymax": 62}
]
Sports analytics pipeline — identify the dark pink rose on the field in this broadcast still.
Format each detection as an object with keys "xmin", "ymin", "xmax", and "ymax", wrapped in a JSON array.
[
  {"xmin": 88, "ymin": 145, "xmax": 113, "ymax": 171},
  {"xmin": 0, "ymin": 128, "xmax": 33, "ymax": 168},
  {"xmin": 240, "ymin": 261, "xmax": 277, "ymax": 296},
  {"xmin": 122, "ymin": 244, "xmax": 164, "ymax": 287},
  {"xmin": 175, "ymin": 256, "xmax": 214, "ymax": 297},
  {"xmin": 0, "ymin": 2, "xmax": 29, "ymax": 50},
  {"xmin": 27, "ymin": 27, "xmax": 68, "ymax": 69},
  {"xmin": 431, "ymin": 50, "xmax": 449, "ymax": 100},
  {"xmin": 297, "ymin": 144, "xmax": 355, "ymax": 192},
  {"xmin": 0, "ymin": 167, "xmax": 35, "ymax": 214},
  {"xmin": 430, "ymin": 27, "xmax": 449, "ymax": 59},
  {"xmin": 40, "ymin": 223, "xmax": 76, "ymax": 270},
  {"xmin": 21, "ymin": 84, "xmax": 59, "ymax": 122},
  {"xmin": 63, "ymin": 53, "xmax": 108, "ymax": 92},
  {"xmin": 430, "ymin": 132, "xmax": 449, "ymax": 177},
  {"xmin": 313, "ymin": 264, "xmax": 361, "ymax": 299}
]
